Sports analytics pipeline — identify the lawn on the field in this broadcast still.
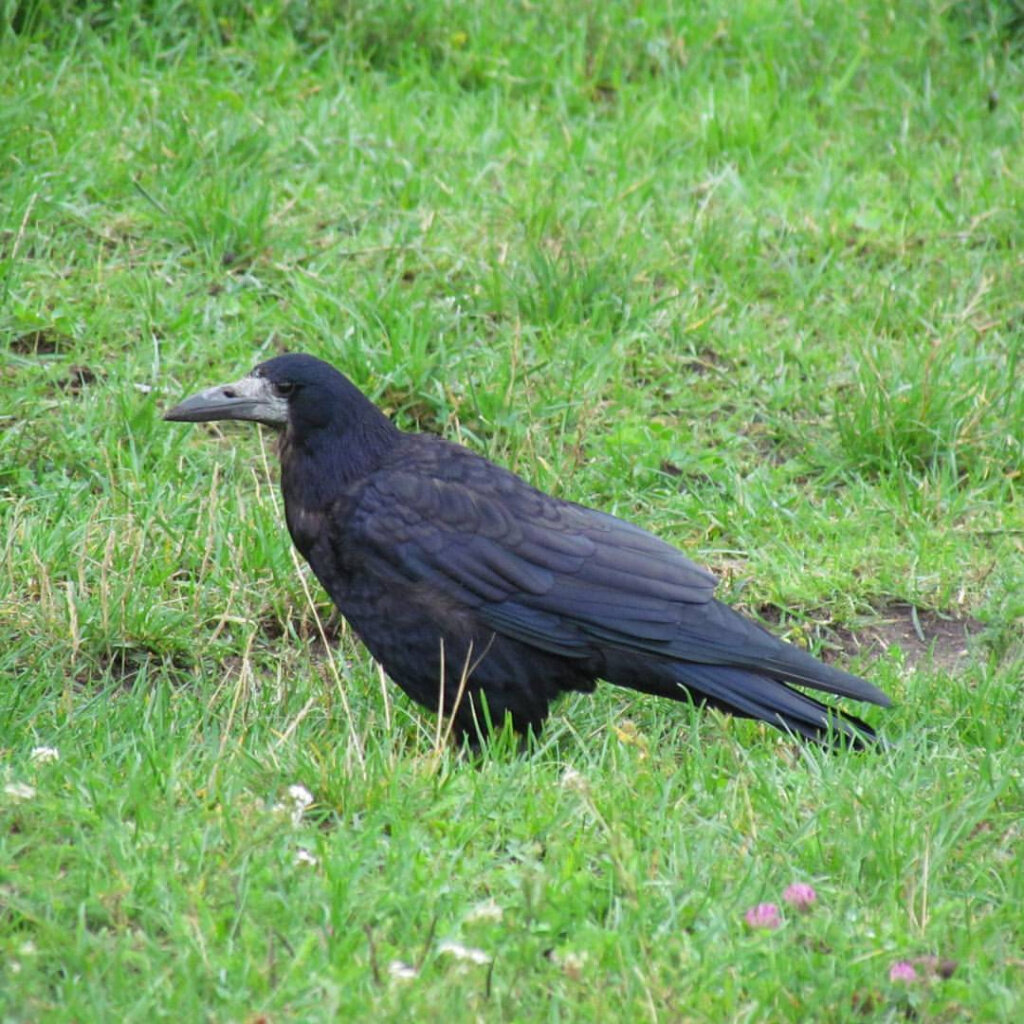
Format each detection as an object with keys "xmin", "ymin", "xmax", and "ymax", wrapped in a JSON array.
[{"xmin": 1, "ymin": 1, "xmax": 1022, "ymax": 1020}]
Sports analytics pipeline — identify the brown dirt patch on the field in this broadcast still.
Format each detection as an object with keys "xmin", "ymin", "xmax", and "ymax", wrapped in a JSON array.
[
  {"xmin": 75, "ymin": 645, "xmax": 194, "ymax": 690},
  {"xmin": 757, "ymin": 601, "xmax": 986, "ymax": 671},
  {"xmin": 55, "ymin": 364, "xmax": 100, "ymax": 394},
  {"xmin": 258, "ymin": 609, "xmax": 346, "ymax": 655},
  {"xmin": 679, "ymin": 346, "xmax": 729, "ymax": 376},
  {"xmin": 10, "ymin": 329, "xmax": 71, "ymax": 355},
  {"xmin": 826, "ymin": 603, "xmax": 985, "ymax": 671}
]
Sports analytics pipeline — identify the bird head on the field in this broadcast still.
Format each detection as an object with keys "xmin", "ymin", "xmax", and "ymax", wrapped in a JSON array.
[
  {"xmin": 165, "ymin": 352, "xmax": 400, "ymax": 518},
  {"xmin": 164, "ymin": 353, "xmax": 369, "ymax": 430},
  {"xmin": 164, "ymin": 352, "xmax": 398, "ymax": 464}
]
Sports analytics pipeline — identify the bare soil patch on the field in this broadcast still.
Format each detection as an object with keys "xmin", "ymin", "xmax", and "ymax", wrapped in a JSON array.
[
  {"xmin": 826, "ymin": 602, "xmax": 985, "ymax": 671},
  {"xmin": 757, "ymin": 600, "xmax": 985, "ymax": 671},
  {"xmin": 10, "ymin": 328, "xmax": 71, "ymax": 355}
]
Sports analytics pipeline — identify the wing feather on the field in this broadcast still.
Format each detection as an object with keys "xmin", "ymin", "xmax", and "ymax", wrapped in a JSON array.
[
  {"xmin": 341, "ymin": 447, "xmax": 889, "ymax": 710},
  {"xmin": 349, "ymin": 462, "xmax": 716, "ymax": 651}
]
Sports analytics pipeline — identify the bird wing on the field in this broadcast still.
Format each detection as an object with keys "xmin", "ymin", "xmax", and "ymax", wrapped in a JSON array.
[
  {"xmin": 343, "ymin": 450, "xmax": 891, "ymax": 710},
  {"xmin": 345, "ymin": 457, "xmax": 718, "ymax": 658},
  {"xmin": 339, "ymin": 448, "xmax": 892, "ymax": 712}
]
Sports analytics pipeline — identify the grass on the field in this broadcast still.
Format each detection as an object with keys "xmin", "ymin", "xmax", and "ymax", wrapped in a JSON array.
[{"xmin": 1, "ymin": 0, "xmax": 1022, "ymax": 1019}]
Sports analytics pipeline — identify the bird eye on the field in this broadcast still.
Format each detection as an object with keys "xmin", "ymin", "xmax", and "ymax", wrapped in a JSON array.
[{"xmin": 273, "ymin": 382, "xmax": 295, "ymax": 398}]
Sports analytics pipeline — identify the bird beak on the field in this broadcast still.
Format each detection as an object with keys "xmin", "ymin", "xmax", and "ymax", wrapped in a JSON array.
[{"xmin": 164, "ymin": 373, "xmax": 288, "ymax": 427}]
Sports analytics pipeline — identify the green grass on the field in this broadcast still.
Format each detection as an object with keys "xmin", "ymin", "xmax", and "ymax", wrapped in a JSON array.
[{"xmin": 2, "ymin": 1, "xmax": 1022, "ymax": 1019}]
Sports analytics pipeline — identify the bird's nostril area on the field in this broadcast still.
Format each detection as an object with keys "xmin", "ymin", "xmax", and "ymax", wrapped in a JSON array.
[{"xmin": 222, "ymin": 387, "xmax": 237, "ymax": 399}]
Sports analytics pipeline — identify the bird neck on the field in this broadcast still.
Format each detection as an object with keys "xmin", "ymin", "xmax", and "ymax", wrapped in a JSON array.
[{"xmin": 280, "ymin": 413, "xmax": 399, "ymax": 507}]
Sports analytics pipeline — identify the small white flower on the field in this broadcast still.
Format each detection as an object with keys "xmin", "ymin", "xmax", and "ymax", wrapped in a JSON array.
[
  {"xmin": 4, "ymin": 782, "xmax": 36, "ymax": 802},
  {"xmin": 287, "ymin": 784, "xmax": 314, "ymax": 809},
  {"xmin": 30, "ymin": 747, "xmax": 60, "ymax": 764},
  {"xmin": 552, "ymin": 950, "xmax": 589, "ymax": 981},
  {"xmin": 273, "ymin": 784, "xmax": 315, "ymax": 825},
  {"xmin": 465, "ymin": 900, "xmax": 503, "ymax": 923},
  {"xmin": 388, "ymin": 960, "xmax": 418, "ymax": 981},
  {"xmin": 560, "ymin": 767, "xmax": 590, "ymax": 795},
  {"xmin": 294, "ymin": 848, "xmax": 318, "ymax": 866},
  {"xmin": 437, "ymin": 940, "xmax": 492, "ymax": 965}
]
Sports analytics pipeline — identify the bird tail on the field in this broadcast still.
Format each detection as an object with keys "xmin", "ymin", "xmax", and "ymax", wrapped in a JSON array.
[
  {"xmin": 675, "ymin": 662, "xmax": 884, "ymax": 749},
  {"xmin": 612, "ymin": 657, "xmax": 884, "ymax": 750}
]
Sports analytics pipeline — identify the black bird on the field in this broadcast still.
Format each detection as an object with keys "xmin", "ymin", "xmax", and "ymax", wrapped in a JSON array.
[{"xmin": 165, "ymin": 353, "xmax": 891, "ymax": 748}]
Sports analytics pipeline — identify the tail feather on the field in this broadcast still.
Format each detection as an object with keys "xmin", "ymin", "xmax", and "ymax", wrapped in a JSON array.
[
  {"xmin": 668, "ymin": 601, "xmax": 892, "ymax": 709},
  {"xmin": 667, "ymin": 661, "xmax": 882, "ymax": 749}
]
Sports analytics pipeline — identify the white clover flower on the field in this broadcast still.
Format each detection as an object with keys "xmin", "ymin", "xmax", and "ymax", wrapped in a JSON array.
[
  {"xmin": 437, "ymin": 940, "xmax": 492, "ymax": 965},
  {"xmin": 559, "ymin": 767, "xmax": 590, "ymax": 795},
  {"xmin": 4, "ymin": 782, "xmax": 36, "ymax": 802},
  {"xmin": 288, "ymin": 784, "xmax": 313, "ymax": 807},
  {"xmin": 388, "ymin": 960, "xmax": 418, "ymax": 981},
  {"xmin": 465, "ymin": 900, "xmax": 503, "ymax": 923},
  {"xmin": 552, "ymin": 950, "xmax": 589, "ymax": 981},
  {"xmin": 273, "ymin": 784, "xmax": 315, "ymax": 825}
]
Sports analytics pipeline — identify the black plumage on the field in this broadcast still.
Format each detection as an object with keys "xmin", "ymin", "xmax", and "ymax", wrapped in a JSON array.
[{"xmin": 165, "ymin": 353, "xmax": 891, "ymax": 748}]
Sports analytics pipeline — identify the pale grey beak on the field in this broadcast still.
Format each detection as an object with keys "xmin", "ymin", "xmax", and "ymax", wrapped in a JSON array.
[{"xmin": 164, "ymin": 373, "xmax": 288, "ymax": 427}]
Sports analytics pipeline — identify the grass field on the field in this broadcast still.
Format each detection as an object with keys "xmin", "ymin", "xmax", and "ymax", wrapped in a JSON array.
[{"xmin": 2, "ymin": 1, "xmax": 1022, "ymax": 1019}]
